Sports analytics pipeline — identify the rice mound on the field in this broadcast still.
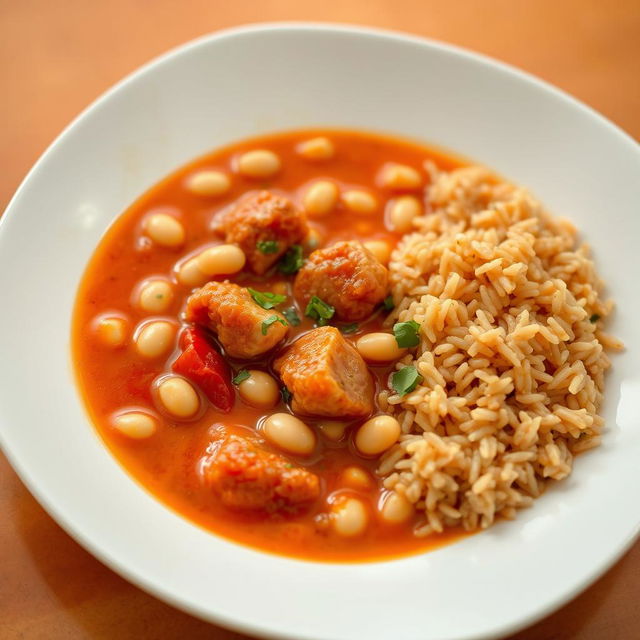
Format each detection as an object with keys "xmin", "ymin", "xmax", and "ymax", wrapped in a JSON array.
[{"xmin": 378, "ymin": 165, "xmax": 622, "ymax": 536}]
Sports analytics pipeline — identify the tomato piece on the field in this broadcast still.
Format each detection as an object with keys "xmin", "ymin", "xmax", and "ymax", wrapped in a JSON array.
[{"xmin": 172, "ymin": 327, "xmax": 234, "ymax": 412}]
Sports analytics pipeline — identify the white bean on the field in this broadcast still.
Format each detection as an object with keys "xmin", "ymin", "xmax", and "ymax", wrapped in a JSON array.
[
  {"xmin": 135, "ymin": 321, "xmax": 176, "ymax": 359},
  {"xmin": 341, "ymin": 190, "xmax": 378, "ymax": 215},
  {"xmin": 331, "ymin": 497, "xmax": 368, "ymax": 537},
  {"xmin": 303, "ymin": 228, "xmax": 323, "ymax": 252},
  {"xmin": 237, "ymin": 150, "xmax": 281, "ymax": 178},
  {"xmin": 303, "ymin": 180, "xmax": 339, "ymax": 217},
  {"xmin": 196, "ymin": 244, "xmax": 246, "ymax": 276},
  {"xmin": 363, "ymin": 240, "xmax": 391, "ymax": 265},
  {"xmin": 388, "ymin": 195, "xmax": 422, "ymax": 233},
  {"xmin": 238, "ymin": 370, "xmax": 279, "ymax": 408},
  {"xmin": 356, "ymin": 333, "xmax": 406, "ymax": 363},
  {"xmin": 297, "ymin": 136, "xmax": 335, "ymax": 161},
  {"xmin": 340, "ymin": 466, "xmax": 373, "ymax": 490},
  {"xmin": 138, "ymin": 280, "xmax": 173, "ymax": 313},
  {"xmin": 355, "ymin": 415, "xmax": 401, "ymax": 456},
  {"xmin": 317, "ymin": 421, "xmax": 346, "ymax": 442},
  {"xmin": 186, "ymin": 170, "xmax": 231, "ymax": 196},
  {"xmin": 157, "ymin": 376, "xmax": 200, "ymax": 419},
  {"xmin": 380, "ymin": 491, "xmax": 414, "ymax": 524},
  {"xmin": 176, "ymin": 257, "xmax": 208, "ymax": 288},
  {"xmin": 144, "ymin": 213, "xmax": 185, "ymax": 248},
  {"xmin": 95, "ymin": 316, "xmax": 127, "ymax": 348},
  {"xmin": 378, "ymin": 163, "xmax": 423, "ymax": 190},
  {"xmin": 112, "ymin": 411, "xmax": 157, "ymax": 439},
  {"xmin": 262, "ymin": 413, "xmax": 316, "ymax": 456}
]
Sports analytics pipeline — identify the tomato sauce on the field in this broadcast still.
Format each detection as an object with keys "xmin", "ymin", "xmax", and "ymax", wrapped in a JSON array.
[{"xmin": 72, "ymin": 129, "xmax": 470, "ymax": 561}]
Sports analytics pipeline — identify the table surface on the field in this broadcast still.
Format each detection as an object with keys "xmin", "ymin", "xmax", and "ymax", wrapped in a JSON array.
[{"xmin": 1, "ymin": 1, "xmax": 638, "ymax": 638}]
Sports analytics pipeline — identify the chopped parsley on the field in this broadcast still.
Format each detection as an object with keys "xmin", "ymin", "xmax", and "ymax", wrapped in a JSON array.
[
  {"xmin": 232, "ymin": 370, "xmax": 250, "ymax": 385},
  {"xmin": 261, "ymin": 315, "xmax": 287, "ymax": 335},
  {"xmin": 304, "ymin": 296, "xmax": 335, "ymax": 326},
  {"xmin": 248, "ymin": 287, "xmax": 287, "ymax": 310},
  {"xmin": 340, "ymin": 323, "xmax": 359, "ymax": 334},
  {"xmin": 383, "ymin": 295, "xmax": 395, "ymax": 311},
  {"xmin": 282, "ymin": 307, "xmax": 301, "ymax": 326},
  {"xmin": 278, "ymin": 245, "xmax": 305, "ymax": 275},
  {"xmin": 589, "ymin": 313, "xmax": 601, "ymax": 323},
  {"xmin": 256, "ymin": 240, "xmax": 279, "ymax": 254},
  {"xmin": 391, "ymin": 366, "xmax": 423, "ymax": 396},
  {"xmin": 393, "ymin": 320, "xmax": 421, "ymax": 348},
  {"xmin": 281, "ymin": 386, "xmax": 292, "ymax": 403}
]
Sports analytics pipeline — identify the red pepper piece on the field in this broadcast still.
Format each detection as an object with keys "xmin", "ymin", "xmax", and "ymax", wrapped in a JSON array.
[{"xmin": 172, "ymin": 327, "xmax": 234, "ymax": 412}]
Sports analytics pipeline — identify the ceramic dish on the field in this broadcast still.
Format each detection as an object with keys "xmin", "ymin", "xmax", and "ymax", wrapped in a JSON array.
[{"xmin": 0, "ymin": 23, "xmax": 639, "ymax": 640}]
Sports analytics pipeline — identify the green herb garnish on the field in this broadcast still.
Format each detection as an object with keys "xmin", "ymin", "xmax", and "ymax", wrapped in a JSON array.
[
  {"xmin": 589, "ymin": 313, "xmax": 601, "ymax": 323},
  {"xmin": 305, "ymin": 296, "xmax": 335, "ymax": 326},
  {"xmin": 282, "ymin": 307, "xmax": 301, "ymax": 326},
  {"xmin": 261, "ymin": 315, "xmax": 287, "ymax": 335},
  {"xmin": 391, "ymin": 366, "xmax": 423, "ymax": 396},
  {"xmin": 340, "ymin": 323, "xmax": 359, "ymax": 334},
  {"xmin": 248, "ymin": 288, "xmax": 287, "ymax": 310},
  {"xmin": 393, "ymin": 320, "xmax": 421, "ymax": 348},
  {"xmin": 278, "ymin": 245, "xmax": 305, "ymax": 275},
  {"xmin": 257, "ymin": 240, "xmax": 279, "ymax": 254},
  {"xmin": 232, "ymin": 370, "xmax": 250, "ymax": 385},
  {"xmin": 383, "ymin": 295, "xmax": 395, "ymax": 311},
  {"xmin": 281, "ymin": 386, "xmax": 292, "ymax": 403}
]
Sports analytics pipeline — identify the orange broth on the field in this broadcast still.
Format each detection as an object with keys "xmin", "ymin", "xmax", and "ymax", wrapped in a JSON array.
[{"xmin": 72, "ymin": 129, "xmax": 469, "ymax": 561}]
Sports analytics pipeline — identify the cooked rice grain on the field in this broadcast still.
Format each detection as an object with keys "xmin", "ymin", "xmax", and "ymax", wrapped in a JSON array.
[{"xmin": 379, "ymin": 165, "xmax": 620, "ymax": 534}]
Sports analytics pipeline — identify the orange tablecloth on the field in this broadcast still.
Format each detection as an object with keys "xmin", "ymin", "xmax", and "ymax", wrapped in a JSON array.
[{"xmin": 1, "ymin": 2, "xmax": 638, "ymax": 638}]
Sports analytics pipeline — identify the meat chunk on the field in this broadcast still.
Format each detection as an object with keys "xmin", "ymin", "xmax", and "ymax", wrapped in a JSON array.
[
  {"xmin": 293, "ymin": 241, "xmax": 389, "ymax": 322},
  {"xmin": 214, "ymin": 191, "xmax": 308, "ymax": 274},
  {"xmin": 206, "ymin": 435, "xmax": 320, "ymax": 512},
  {"xmin": 274, "ymin": 326, "xmax": 374, "ymax": 418},
  {"xmin": 185, "ymin": 281, "xmax": 288, "ymax": 358}
]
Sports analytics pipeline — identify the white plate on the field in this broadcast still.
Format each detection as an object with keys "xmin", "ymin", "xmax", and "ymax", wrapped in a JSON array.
[{"xmin": 1, "ymin": 23, "xmax": 639, "ymax": 640}]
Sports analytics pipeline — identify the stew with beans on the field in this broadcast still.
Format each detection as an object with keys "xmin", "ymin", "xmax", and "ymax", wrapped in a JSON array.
[{"xmin": 72, "ymin": 129, "xmax": 468, "ymax": 561}]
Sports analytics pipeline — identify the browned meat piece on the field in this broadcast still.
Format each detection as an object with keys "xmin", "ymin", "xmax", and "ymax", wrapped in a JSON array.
[
  {"xmin": 214, "ymin": 191, "xmax": 308, "ymax": 274},
  {"xmin": 293, "ymin": 241, "xmax": 389, "ymax": 322},
  {"xmin": 185, "ymin": 281, "xmax": 288, "ymax": 358},
  {"xmin": 274, "ymin": 326, "xmax": 374, "ymax": 418},
  {"xmin": 205, "ymin": 435, "xmax": 320, "ymax": 512}
]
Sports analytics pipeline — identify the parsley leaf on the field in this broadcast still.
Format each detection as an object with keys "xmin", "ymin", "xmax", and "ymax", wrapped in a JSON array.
[
  {"xmin": 281, "ymin": 386, "xmax": 292, "ymax": 403},
  {"xmin": 261, "ymin": 315, "xmax": 287, "ymax": 335},
  {"xmin": 589, "ymin": 313, "xmax": 601, "ymax": 323},
  {"xmin": 383, "ymin": 295, "xmax": 395, "ymax": 311},
  {"xmin": 391, "ymin": 366, "xmax": 423, "ymax": 396},
  {"xmin": 304, "ymin": 296, "xmax": 335, "ymax": 326},
  {"xmin": 232, "ymin": 370, "xmax": 250, "ymax": 385},
  {"xmin": 248, "ymin": 288, "xmax": 287, "ymax": 310},
  {"xmin": 393, "ymin": 320, "xmax": 421, "ymax": 348},
  {"xmin": 256, "ymin": 240, "xmax": 279, "ymax": 254},
  {"xmin": 340, "ymin": 323, "xmax": 359, "ymax": 334},
  {"xmin": 282, "ymin": 307, "xmax": 301, "ymax": 326},
  {"xmin": 278, "ymin": 245, "xmax": 305, "ymax": 275}
]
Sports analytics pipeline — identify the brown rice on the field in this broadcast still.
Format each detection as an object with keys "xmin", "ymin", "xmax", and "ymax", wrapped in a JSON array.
[{"xmin": 378, "ymin": 164, "xmax": 622, "ymax": 536}]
